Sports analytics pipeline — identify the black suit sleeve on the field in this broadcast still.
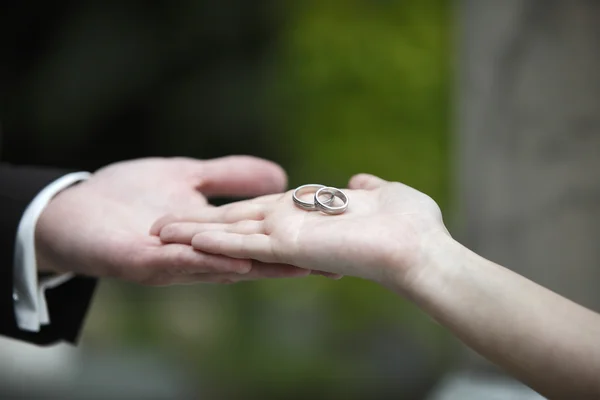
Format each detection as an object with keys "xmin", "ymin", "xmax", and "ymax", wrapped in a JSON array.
[{"xmin": 0, "ymin": 163, "xmax": 97, "ymax": 346}]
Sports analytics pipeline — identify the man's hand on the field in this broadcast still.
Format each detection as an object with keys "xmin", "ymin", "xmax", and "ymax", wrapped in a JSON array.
[{"xmin": 34, "ymin": 156, "xmax": 311, "ymax": 285}]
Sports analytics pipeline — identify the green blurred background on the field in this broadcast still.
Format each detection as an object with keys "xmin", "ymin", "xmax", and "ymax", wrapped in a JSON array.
[{"xmin": 1, "ymin": 0, "xmax": 455, "ymax": 398}]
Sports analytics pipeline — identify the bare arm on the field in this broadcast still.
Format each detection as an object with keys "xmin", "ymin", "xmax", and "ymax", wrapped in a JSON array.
[{"xmin": 401, "ymin": 233, "xmax": 600, "ymax": 399}]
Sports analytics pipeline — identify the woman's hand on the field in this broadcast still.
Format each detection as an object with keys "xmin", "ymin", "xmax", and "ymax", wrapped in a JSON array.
[{"xmin": 153, "ymin": 173, "xmax": 451, "ymax": 287}]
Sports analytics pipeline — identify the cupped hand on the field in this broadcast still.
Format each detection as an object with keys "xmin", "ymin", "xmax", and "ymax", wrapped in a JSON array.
[
  {"xmin": 35, "ymin": 156, "xmax": 311, "ymax": 285},
  {"xmin": 153, "ymin": 173, "xmax": 451, "ymax": 286}
]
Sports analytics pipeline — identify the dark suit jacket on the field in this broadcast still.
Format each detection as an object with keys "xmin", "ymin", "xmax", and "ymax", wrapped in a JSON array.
[{"xmin": 0, "ymin": 163, "xmax": 97, "ymax": 345}]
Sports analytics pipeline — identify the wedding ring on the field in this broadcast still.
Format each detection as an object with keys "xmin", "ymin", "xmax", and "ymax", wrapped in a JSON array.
[
  {"xmin": 314, "ymin": 187, "xmax": 348, "ymax": 215},
  {"xmin": 293, "ymin": 184, "xmax": 334, "ymax": 211}
]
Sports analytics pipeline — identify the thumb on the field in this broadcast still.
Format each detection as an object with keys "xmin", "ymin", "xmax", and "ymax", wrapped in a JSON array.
[
  {"xmin": 194, "ymin": 155, "xmax": 288, "ymax": 197},
  {"xmin": 348, "ymin": 173, "xmax": 387, "ymax": 190}
]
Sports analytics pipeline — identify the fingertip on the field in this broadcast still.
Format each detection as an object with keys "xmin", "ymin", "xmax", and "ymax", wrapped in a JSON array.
[
  {"xmin": 191, "ymin": 231, "xmax": 226, "ymax": 254},
  {"xmin": 348, "ymin": 173, "xmax": 385, "ymax": 190},
  {"xmin": 150, "ymin": 214, "xmax": 178, "ymax": 236},
  {"xmin": 237, "ymin": 156, "xmax": 288, "ymax": 194},
  {"xmin": 158, "ymin": 225, "xmax": 174, "ymax": 242},
  {"xmin": 199, "ymin": 155, "xmax": 288, "ymax": 197},
  {"xmin": 190, "ymin": 231, "xmax": 209, "ymax": 249},
  {"xmin": 159, "ymin": 223, "xmax": 186, "ymax": 244},
  {"xmin": 240, "ymin": 155, "xmax": 287, "ymax": 189},
  {"xmin": 269, "ymin": 162, "xmax": 288, "ymax": 193},
  {"xmin": 347, "ymin": 173, "xmax": 370, "ymax": 189}
]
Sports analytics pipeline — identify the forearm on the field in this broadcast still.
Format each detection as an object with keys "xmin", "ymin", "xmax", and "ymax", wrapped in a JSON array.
[{"xmin": 396, "ymin": 234, "xmax": 600, "ymax": 398}]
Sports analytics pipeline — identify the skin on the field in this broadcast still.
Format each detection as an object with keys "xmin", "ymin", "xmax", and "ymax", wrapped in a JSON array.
[
  {"xmin": 35, "ymin": 155, "xmax": 316, "ymax": 286},
  {"xmin": 154, "ymin": 173, "xmax": 600, "ymax": 399}
]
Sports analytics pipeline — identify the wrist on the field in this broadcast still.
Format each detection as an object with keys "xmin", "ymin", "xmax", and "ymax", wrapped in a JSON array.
[
  {"xmin": 34, "ymin": 181, "xmax": 84, "ymax": 274},
  {"xmin": 35, "ymin": 193, "xmax": 65, "ymax": 274},
  {"xmin": 384, "ymin": 229, "xmax": 465, "ymax": 301}
]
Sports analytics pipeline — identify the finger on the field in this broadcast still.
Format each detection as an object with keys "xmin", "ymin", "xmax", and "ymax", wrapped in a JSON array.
[
  {"xmin": 142, "ymin": 244, "xmax": 253, "ymax": 276},
  {"xmin": 194, "ymin": 155, "xmax": 288, "ymax": 197},
  {"xmin": 191, "ymin": 231, "xmax": 276, "ymax": 263},
  {"xmin": 150, "ymin": 202, "xmax": 266, "ymax": 235},
  {"xmin": 150, "ymin": 213, "xmax": 181, "ymax": 236},
  {"xmin": 160, "ymin": 221, "xmax": 264, "ymax": 244},
  {"xmin": 243, "ymin": 193, "xmax": 285, "ymax": 204},
  {"xmin": 348, "ymin": 173, "xmax": 387, "ymax": 190},
  {"xmin": 168, "ymin": 261, "xmax": 311, "ymax": 285}
]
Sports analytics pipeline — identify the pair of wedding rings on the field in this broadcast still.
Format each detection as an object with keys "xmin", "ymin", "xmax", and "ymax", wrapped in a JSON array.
[{"xmin": 292, "ymin": 184, "xmax": 349, "ymax": 215}]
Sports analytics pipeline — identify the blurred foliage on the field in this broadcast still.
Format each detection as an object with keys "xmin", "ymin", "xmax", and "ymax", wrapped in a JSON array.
[
  {"xmin": 3, "ymin": 0, "xmax": 454, "ymax": 398},
  {"xmin": 268, "ymin": 0, "xmax": 451, "ymax": 206}
]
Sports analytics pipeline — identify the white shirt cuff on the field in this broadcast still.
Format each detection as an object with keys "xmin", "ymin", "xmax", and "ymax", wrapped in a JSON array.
[{"xmin": 13, "ymin": 172, "xmax": 92, "ymax": 332}]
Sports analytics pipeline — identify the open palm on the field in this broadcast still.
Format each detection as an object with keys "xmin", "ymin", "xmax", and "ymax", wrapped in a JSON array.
[
  {"xmin": 35, "ymin": 156, "xmax": 310, "ymax": 285},
  {"xmin": 155, "ymin": 174, "xmax": 449, "ymax": 284}
]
